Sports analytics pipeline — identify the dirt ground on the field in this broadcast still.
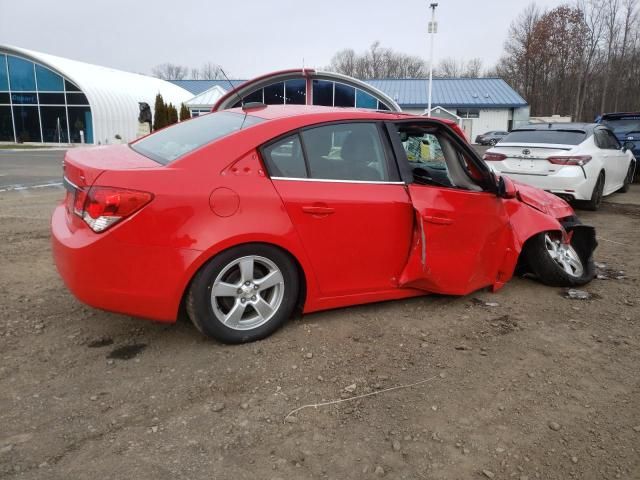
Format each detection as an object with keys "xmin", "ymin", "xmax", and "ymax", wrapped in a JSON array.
[{"xmin": 1, "ymin": 162, "xmax": 639, "ymax": 479}]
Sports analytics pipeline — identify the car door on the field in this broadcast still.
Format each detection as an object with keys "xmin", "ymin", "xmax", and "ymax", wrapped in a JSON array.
[
  {"xmin": 602, "ymin": 128, "xmax": 629, "ymax": 188},
  {"xmin": 261, "ymin": 122, "xmax": 414, "ymax": 297},
  {"xmin": 387, "ymin": 121, "xmax": 514, "ymax": 295},
  {"xmin": 594, "ymin": 128, "xmax": 626, "ymax": 191}
]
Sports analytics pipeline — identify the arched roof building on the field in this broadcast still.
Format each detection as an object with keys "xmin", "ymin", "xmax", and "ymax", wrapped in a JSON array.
[
  {"xmin": 211, "ymin": 69, "xmax": 401, "ymax": 112},
  {"xmin": 0, "ymin": 45, "xmax": 191, "ymax": 144}
]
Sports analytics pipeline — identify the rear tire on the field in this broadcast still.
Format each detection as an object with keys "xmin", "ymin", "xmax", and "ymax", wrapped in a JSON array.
[
  {"xmin": 524, "ymin": 231, "xmax": 595, "ymax": 287},
  {"xmin": 619, "ymin": 161, "xmax": 635, "ymax": 193},
  {"xmin": 186, "ymin": 244, "xmax": 299, "ymax": 344},
  {"xmin": 582, "ymin": 172, "xmax": 605, "ymax": 211}
]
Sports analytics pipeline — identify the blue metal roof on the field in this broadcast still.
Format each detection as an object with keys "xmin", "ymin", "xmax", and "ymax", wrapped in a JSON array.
[
  {"xmin": 170, "ymin": 77, "xmax": 527, "ymax": 108},
  {"xmin": 365, "ymin": 78, "xmax": 527, "ymax": 108},
  {"xmin": 170, "ymin": 79, "xmax": 244, "ymax": 95}
]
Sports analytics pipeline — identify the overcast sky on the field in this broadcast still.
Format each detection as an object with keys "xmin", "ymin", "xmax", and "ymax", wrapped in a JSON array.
[{"xmin": 1, "ymin": 0, "xmax": 566, "ymax": 79}]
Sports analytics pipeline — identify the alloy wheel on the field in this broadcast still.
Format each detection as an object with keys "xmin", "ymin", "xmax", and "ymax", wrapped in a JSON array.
[
  {"xmin": 210, "ymin": 255, "xmax": 285, "ymax": 330},
  {"xmin": 544, "ymin": 234, "xmax": 584, "ymax": 278}
]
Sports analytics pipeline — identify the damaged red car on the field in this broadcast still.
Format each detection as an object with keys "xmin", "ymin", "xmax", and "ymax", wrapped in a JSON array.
[{"xmin": 52, "ymin": 105, "xmax": 597, "ymax": 343}]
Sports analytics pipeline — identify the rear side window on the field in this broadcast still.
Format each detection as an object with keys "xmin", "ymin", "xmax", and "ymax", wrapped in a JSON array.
[
  {"xmin": 502, "ymin": 130, "xmax": 586, "ymax": 146},
  {"xmin": 131, "ymin": 112, "xmax": 263, "ymax": 164},
  {"xmin": 262, "ymin": 134, "xmax": 308, "ymax": 178}
]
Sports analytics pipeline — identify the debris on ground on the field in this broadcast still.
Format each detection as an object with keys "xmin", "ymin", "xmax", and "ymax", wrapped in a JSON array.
[{"xmin": 564, "ymin": 289, "xmax": 592, "ymax": 300}]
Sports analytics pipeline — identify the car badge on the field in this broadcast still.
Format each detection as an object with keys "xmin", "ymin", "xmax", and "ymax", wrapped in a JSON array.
[
  {"xmin": 522, "ymin": 149, "xmax": 531, "ymax": 155},
  {"xmin": 627, "ymin": 136, "xmax": 634, "ymax": 141}
]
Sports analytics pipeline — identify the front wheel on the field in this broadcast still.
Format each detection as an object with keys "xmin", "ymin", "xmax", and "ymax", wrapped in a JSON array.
[
  {"xmin": 619, "ymin": 161, "xmax": 635, "ymax": 193},
  {"xmin": 186, "ymin": 244, "xmax": 299, "ymax": 343},
  {"xmin": 524, "ymin": 232, "xmax": 595, "ymax": 287},
  {"xmin": 489, "ymin": 139, "xmax": 498, "ymax": 146}
]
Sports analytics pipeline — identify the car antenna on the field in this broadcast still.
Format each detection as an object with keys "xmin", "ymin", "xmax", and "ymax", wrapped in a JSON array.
[{"xmin": 219, "ymin": 68, "xmax": 245, "ymax": 108}]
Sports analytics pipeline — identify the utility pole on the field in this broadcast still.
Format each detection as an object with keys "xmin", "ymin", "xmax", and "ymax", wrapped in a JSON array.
[{"xmin": 427, "ymin": 2, "xmax": 438, "ymax": 117}]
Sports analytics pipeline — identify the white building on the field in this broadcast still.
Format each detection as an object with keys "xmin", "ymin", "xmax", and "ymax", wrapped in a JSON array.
[{"xmin": 0, "ymin": 44, "xmax": 191, "ymax": 144}]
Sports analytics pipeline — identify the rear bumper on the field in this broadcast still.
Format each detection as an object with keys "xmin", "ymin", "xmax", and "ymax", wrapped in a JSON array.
[
  {"xmin": 490, "ymin": 166, "xmax": 594, "ymax": 201},
  {"xmin": 51, "ymin": 204, "xmax": 200, "ymax": 323}
]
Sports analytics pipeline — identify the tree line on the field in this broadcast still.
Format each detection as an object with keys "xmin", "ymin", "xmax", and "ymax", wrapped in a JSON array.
[
  {"xmin": 151, "ymin": 62, "xmax": 227, "ymax": 80},
  {"xmin": 496, "ymin": 0, "xmax": 640, "ymax": 121},
  {"xmin": 326, "ymin": 42, "xmax": 485, "ymax": 79}
]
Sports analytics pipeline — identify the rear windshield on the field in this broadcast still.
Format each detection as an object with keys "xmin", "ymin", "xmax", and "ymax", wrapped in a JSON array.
[
  {"xmin": 501, "ymin": 130, "xmax": 586, "ymax": 146},
  {"xmin": 601, "ymin": 117, "xmax": 640, "ymax": 135},
  {"xmin": 131, "ymin": 111, "xmax": 264, "ymax": 164}
]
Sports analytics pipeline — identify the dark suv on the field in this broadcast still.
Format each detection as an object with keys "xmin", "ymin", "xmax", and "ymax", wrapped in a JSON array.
[
  {"xmin": 597, "ymin": 113, "xmax": 640, "ymax": 178},
  {"xmin": 475, "ymin": 130, "xmax": 509, "ymax": 146}
]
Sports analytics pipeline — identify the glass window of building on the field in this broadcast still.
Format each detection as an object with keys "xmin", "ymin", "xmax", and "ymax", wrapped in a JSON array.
[
  {"xmin": 334, "ymin": 83, "xmax": 356, "ymax": 108},
  {"xmin": 0, "ymin": 106, "xmax": 14, "ymax": 141},
  {"xmin": 35, "ymin": 65, "xmax": 64, "ymax": 91},
  {"xmin": 12, "ymin": 105, "xmax": 41, "ymax": 142},
  {"xmin": 68, "ymin": 106, "xmax": 93, "ymax": 143},
  {"xmin": 264, "ymin": 82, "xmax": 285, "ymax": 104},
  {"xmin": 356, "ymin": 90, "xmax": 378, "ymax": 109},
  {"xmin": 40, "ymin": 106, "xmax": 68, "ymax": 142},
  {"xmin": 0, "ymin": 53, "xmax": 93, "ymax": 143},
  {"xmin": 285, "ymin": 79, "xmax": 306, "ymax": 105},
  {"xmin": 312, "ymin": 80, "xmax": 333, "ymax": 106},
  {"xmin": 0, "ymin": 55, "xmax": 8, "ymax": 91},
  {"xmin": 8, "ymin": 56, "xmax": 36, "ymax": 91}
]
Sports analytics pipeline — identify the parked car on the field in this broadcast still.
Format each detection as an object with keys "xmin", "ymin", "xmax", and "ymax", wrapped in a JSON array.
[
  {"xmin": 52, "ymin": 106, "xmax": 597, "ymax": 344},
  {"xmin": 483, "ymin": 123, "xmax": 636, "ymax": 210},
  {"xmin": 475, "ymin": 130, "xmax": 509, "ymax": 146},
  {"xmin": 597, "ymin": 112, "xmax": 640, "ymax": 180}
]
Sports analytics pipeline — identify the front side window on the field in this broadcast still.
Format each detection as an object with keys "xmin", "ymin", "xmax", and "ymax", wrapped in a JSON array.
[
  {"xmin": 131, "ymin": 111, "xmax": 263, "ymax": 165},
  {"xmin": 396, "ymin": 123, "xmax": 484, "ymax": 191},
  {"xmin": 301, "ymin": 123, "xmax": 388, "ymax": 181}
]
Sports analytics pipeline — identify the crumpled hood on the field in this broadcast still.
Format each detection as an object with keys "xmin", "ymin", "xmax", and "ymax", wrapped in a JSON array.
[{"xmin": 512, "ymin": 180, "xmax": 575, "ymax": 219}]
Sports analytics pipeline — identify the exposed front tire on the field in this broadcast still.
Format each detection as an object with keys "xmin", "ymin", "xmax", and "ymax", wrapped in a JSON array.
[
  {"xmin": 489, "ymin": 139, "xmax": 498, "ymax": 146},
  {"xmin": 619, "ymin": 161, "xmax": 635, "ymax": 193},
  {"xmin": 524, "ymin": 231, "xmax": 595, "ymax": 287},
  {"xmin": 186, "ymin": 244, "xmax": 299, "ymax": 344},
  {"xmin": 581, "ymin": 172, "xmax": 605, "ymax": 211}
]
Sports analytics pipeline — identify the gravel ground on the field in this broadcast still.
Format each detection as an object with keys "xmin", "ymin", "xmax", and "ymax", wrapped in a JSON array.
[{"xmin": 0, "ymin": 179, "xmax": 639, "ymax": 479}]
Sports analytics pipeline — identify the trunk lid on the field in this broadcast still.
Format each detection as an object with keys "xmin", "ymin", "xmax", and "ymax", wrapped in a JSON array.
[
  {"xmin": 63, "ymin": 144, "xmax": 160, "ymax": 188},
  {"xmin": 492, "ymin": 143, "xmax": 574, "ymax": 175}
]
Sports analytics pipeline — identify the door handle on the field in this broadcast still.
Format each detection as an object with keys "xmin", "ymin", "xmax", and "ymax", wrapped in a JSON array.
[
  {"xmin": 423, "ymin": 215, "xmax": 453, "ymax": 225},
  {"xmin": 302, "ymin": 206, "xmax": 335, "ymax": 216}
]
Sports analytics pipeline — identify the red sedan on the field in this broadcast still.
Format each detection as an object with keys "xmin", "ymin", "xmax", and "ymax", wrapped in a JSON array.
[{"xmin": 52, "ymin": 105, "xmax": 597, "ymax": 343}]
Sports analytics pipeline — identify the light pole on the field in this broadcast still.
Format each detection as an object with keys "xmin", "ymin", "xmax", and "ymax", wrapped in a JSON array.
[{"xmin": 427, "ymin": 2, "xmax": 438, "ymax": 117}]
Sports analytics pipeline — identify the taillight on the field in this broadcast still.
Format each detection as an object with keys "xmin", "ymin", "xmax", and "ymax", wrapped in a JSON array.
[
  {"xmin": 483, "ymin": 153, "xmax": 507, "ymax": 161},
  {"xmin": 547, "ymin": 155, "xmax": 592, "ymax": 166},
  {"xmin": 73, "ymin": 186, "xmax": 153, "ymax": 233}
]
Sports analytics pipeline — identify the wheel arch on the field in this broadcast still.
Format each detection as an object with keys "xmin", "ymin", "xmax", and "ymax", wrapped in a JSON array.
[{"xmin": 176, "ymin": 238, "xmax": 312, "ymax": 322}]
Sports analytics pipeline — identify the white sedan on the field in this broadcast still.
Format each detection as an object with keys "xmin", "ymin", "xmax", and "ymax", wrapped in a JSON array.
[{"xmin": 483, "ymin": 123, "xmax": 636, "ymax": 210}]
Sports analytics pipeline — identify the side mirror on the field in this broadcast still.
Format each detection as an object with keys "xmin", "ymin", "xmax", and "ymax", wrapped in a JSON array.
[
  {"xmin": 497, "ymin": 175, "xmax": 517, "ymax": 199},
  {"xmin": 623, "ymin": 141, "xmax": 634, "ymax": 152}
]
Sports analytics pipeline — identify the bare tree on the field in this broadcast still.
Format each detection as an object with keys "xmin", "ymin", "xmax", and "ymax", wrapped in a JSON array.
[
  {"xmin": 327, "ymin": 42, "xmax": 428, "ymax": 79},
  {"xmin": 199, "ymin": 62, "xmax": 225, "ymax": 80},
  {"xmin": 151, "ymin": 63, "xmax": 190, "ymax": 80}
]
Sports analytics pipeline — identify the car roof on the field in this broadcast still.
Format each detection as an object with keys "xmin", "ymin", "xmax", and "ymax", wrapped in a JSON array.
[
  {"xmin": 225, "ymin": 104, "xmax": 457, "ymax": 126},
  {"xmin": 514, "ymin": 122, "xmax": 598, "ymax": 134}
]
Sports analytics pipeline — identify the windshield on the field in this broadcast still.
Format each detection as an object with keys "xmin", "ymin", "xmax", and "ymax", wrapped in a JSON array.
[
  {"xmin": 501, "ymin": 130, "xmax": 586, "ymax": 146},
  {"xmin": 601, "ymin": 117, "xmax": 640, "ymax": 136},
  {"xmin": 131, "ymin": 111, "xmax": 264, "ymax": 165}
]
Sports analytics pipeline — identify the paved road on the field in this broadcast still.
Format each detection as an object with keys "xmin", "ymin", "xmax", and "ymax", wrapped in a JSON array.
[{"xmin": 0, "ymin": 149, "xmax": 66, "ymax": 190}]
